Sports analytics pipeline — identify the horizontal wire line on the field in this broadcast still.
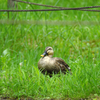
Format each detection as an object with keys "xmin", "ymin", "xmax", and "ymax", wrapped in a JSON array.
[
  {"xmin": 0, "ymin": 9, "xmax": 100, "ymax": 12},
  {"xmin": 0, "ymin": 0, "xmax": 100, "ymax": 12}
]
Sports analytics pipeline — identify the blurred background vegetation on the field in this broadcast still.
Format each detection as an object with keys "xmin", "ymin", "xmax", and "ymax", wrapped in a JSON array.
[{"xmin": 0, "ymin": 0, "xmax": 100, "ymax": 99}]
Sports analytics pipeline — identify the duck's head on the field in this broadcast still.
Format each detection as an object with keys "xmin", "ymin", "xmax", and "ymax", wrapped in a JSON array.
[{"xmin": 41, "ymin": 47, "xmax": 54, "ymax": 57}]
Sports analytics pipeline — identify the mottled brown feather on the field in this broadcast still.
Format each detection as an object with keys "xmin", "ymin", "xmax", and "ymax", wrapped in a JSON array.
[{"xmin": 54, "ymin": 57, "xmax": 71, "ymax": 74}]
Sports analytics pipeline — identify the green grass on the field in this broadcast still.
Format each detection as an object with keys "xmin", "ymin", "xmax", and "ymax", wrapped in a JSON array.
[{"xmin": 0, "ymin": 0, "xmax": 100, "ymax": 99}]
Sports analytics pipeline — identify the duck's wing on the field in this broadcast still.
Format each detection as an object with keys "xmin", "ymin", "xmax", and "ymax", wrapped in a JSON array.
[{"xmin": 54, "ymin": 57, "xmax": 71, "ymax": 74}]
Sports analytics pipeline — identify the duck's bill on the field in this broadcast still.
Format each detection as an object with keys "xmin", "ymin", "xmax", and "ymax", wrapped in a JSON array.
[
  {"xmin": 41, "ymin": 54, "xmax": 44, "ymax": 57},
  {"xmin": 41, "ymin": 51, "xmax": 47, "ymax": 57}
]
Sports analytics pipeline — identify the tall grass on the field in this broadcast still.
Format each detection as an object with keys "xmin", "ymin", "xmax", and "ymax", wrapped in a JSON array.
[{"xmin": 0, "ymin": 0, "xmax": 100, "ymax": 99}]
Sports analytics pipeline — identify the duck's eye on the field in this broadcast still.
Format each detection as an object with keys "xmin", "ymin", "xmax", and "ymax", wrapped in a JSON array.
[
  {"xmin": 47, "ymin": 48, "xmax": 52, "ymax": 54},
  {"xmin": 48, "ymin": 48, "xmax": 52, "ymax": 50}
]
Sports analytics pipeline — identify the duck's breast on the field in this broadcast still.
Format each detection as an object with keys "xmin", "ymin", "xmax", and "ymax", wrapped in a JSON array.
[{"xmin": 38, "ymin": 57, "xmax": 52, "ymax": 70}]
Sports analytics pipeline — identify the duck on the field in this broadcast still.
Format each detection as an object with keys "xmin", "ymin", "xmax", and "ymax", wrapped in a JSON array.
[{"xmin": 38, "ymin": 46, "xmax": 71, "ymax": 75}]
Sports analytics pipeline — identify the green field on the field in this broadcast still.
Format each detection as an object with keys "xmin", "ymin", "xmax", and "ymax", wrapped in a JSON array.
[{"xmin": 0, "ymin": 0, "xmax": 100, "ymax": 99}]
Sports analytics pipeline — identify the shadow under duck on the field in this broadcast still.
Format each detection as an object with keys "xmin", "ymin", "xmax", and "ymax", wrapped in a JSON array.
[{"xmin": 38, "ymin": 46, "xmax": 71, "ymax": 75}]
